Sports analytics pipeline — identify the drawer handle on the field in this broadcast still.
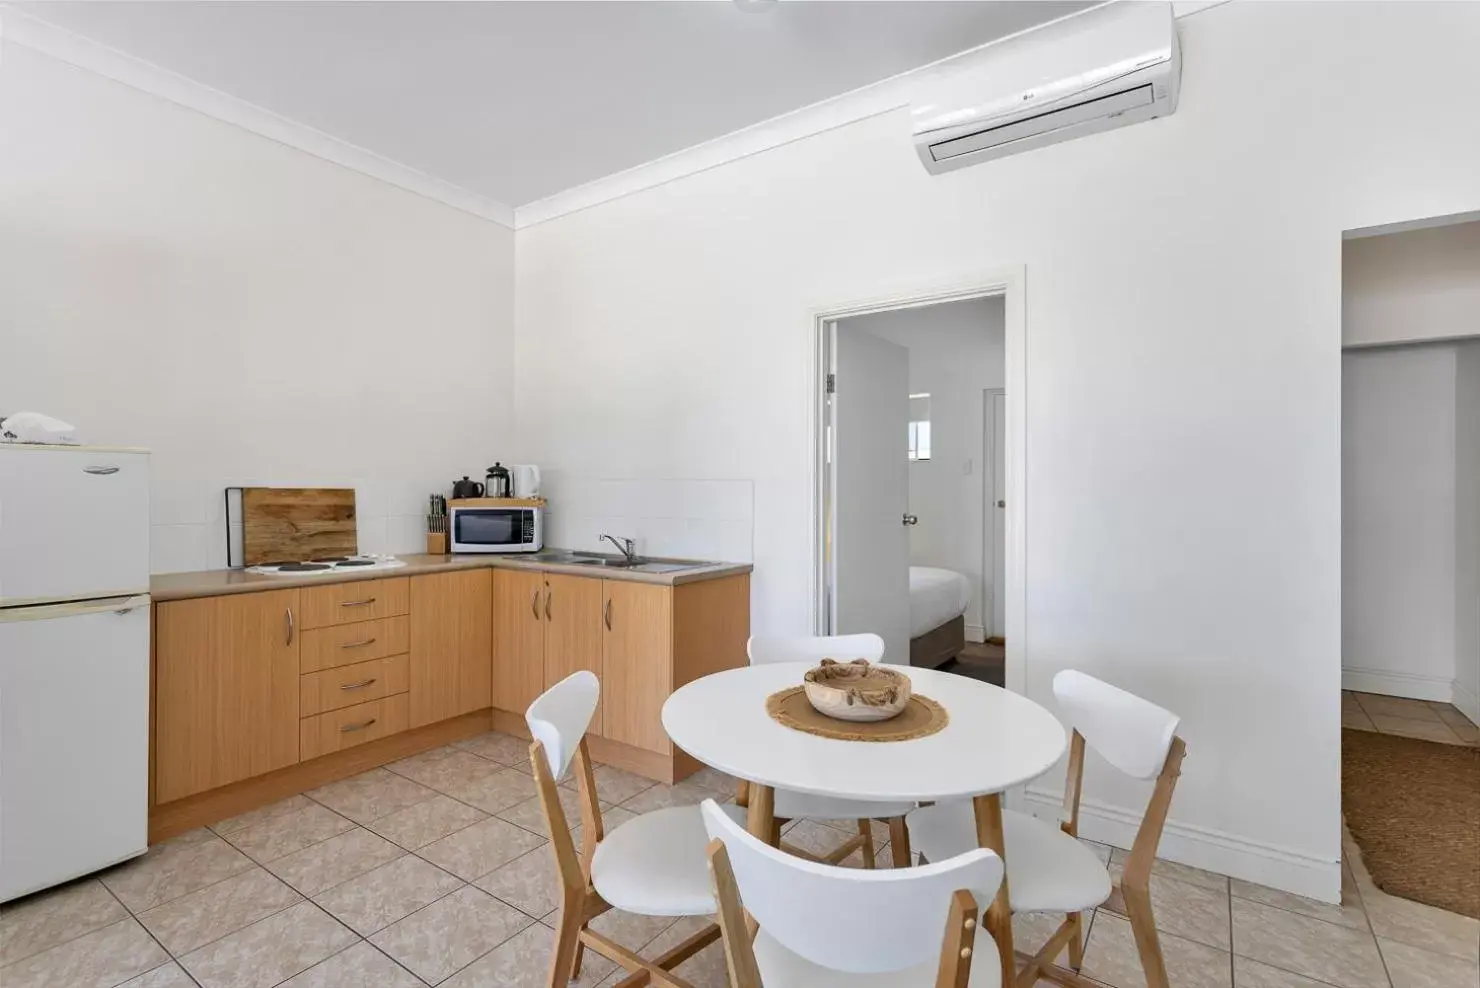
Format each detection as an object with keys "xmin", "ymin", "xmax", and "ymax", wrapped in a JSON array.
[
  {"xmin": 339, "ymin": 637, "xmax": 377, "ymax": 649},
  {"xmin": 341, "ymin": 598, "xmax": 376, "ymax": 607},
  {"xmin": 340, "ymin": 678, "xmax": 377, "ymax": 691},
  {"xmin": 340, "ymin": 718, "xmax": 377, "ymax": 733}
]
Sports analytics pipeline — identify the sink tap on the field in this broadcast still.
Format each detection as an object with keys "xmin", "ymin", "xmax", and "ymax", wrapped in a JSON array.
[{"xmin": 599, "ymin": 534, "xmax": 638, "ymax": 564}]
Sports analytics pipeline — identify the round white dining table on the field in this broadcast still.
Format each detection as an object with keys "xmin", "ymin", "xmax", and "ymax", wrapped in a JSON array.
[{"xmin": 662, "ymin": 661, "xmax": 1067, "ymax": 986}]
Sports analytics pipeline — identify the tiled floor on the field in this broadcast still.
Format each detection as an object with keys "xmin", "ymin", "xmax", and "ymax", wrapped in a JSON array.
[
  {"xmin": 4, "ymin": 730, "xmax": 1478, "ymax": 988},
  {"xmin": 1342, "ymin": 691, "xmax": 1480, "ymax": 746}
]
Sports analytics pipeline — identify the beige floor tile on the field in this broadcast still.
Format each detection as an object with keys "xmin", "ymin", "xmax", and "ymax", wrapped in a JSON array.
[
  {"xmin": 814, "ymin": 816, "xmax": 893, "ymax": 842},
  {"xmin": 101, "ymin": 831, "xmax": 255, "ymax": 913},
  {"xmin": 442, "ymin": 922, "xmax": 616, "ymax": 988},
  {"xmin": 587, "ymin": 908, "xmax": 679, "ymax": 951},
  {"xmin": 474, "ymin": 846, "xmax": 563, "ymax": 919},
  {"xmin": 1359, "ymin": 881, "xmax": 1480, "ymax": 963},
  {"xmin": 1012, "ymin": 910, "xmax": 1081, "ymax": 964},
  {"xmin": 1234, "ymin": 955, "xmax": 1347, "ymax": 987},
  {"xmin": 580, "ymin": 764, "xmax": 660, "ymax": 805},
  {"xmin": 1109, "ymin": 847, "xmax": 1231, "ymax": 893},
  {"xmin": 1231, "ymin": 872, "xmax": 1368, "ymax": 931},
  {"xmin": 498, "ymin": 787, "xmax": 607, "ymax": 837},
  {"xmin": 307, "ymin": 767, "xmax": 439, "ymax": 824},
  {"xmin": 118, "ymin": 961, "xmax": 200, "ymax": 987},
  {"xmin": 1367, "ymin": 715, "xmax": 1464, "ymax": 744},
  {"xmin": 634, "ymin": 916, "xmax": 729, "ymax": 988},
  {"xmin": 0, "ymin": 917, "xmax": 168, "ymax": 988},
  {"xmin": 452, "ymin": 731, "xmax": 532, "ymax": 767},
  {"xmin": 1379, "ymin": 937, "xmax": 1480, "ymax": 988},
  {"xmin": 1343, "ymin": 708, "xmax": 1377, "ymax": 731},
  {"xmin": 1231, "ymin": 897, "xmax": 1388, "ymax": 988},
  {"xmin": 212, "ymin": 795, "xmax": 317, "ymax": 837},
  {"xmin": 137, "ymin": 866, "xmax": 302, "ymax": 955},
  {"xmin": 221, "ymin": 801, "xmax": 356, "ymax": 863},
  {"xmin": 369, "ymin": 885, "xmax": 532, "ymax": 984},
  {"xmin": 0, "ymin": 878, "xmax": 127, "ymax": 966},
  {"xmin": 366, "ymin": 792, "xmax": 489, "ymax": 850},
  {"xmin": 180, "ymin": 901, "xmax": 357, "ymax": 988},
  {"xmin": 1105, "ymin": 861, "xmax": 1232, "ymax": 950},
  {"xmin": 774, "ymin": 820, "xmax": 856, "ymax": 860},
  {"xmin": 679, "ymin": 766, "xmax": 736, "ymax": 794},
  {"xmin": 1354, "ymin": 694, "xmax": 1444, "ymax": 722},
  {"xmin": 574, "ymin": 806, "xmax": 638, "ymax": 850},
  {"xmin": 1440, "ymin": 718, "xmax": 1480, "ymax": 745},
  {"xmin": 417, "ymin": 815, "xmax": 547, "ymax": 881},
  {"xmin": 386, "ymin": 745, "xmax": 503, "ymax": 793},
  {"xmin": 266, "ymin": 828, "xmax": 405, "ymax": 896},
  {"xmin": 1432, "ymin": 705, "xmax": 1477, "ymax": 730},
  {"xmin": 441, "ymin": 766, "xmax": 541, "ymax": 815},
  {"xmin": 279, "ymin": 941, "xmax": 423, "ymax": 988},
  {"xmin": 618, "ymin": 780, "xmax": 725, "ymax": 814},
  {"xmin": 1083, "ymin": 910, "xmax": 1232, "ymax": 988},
  {"xmin": 312, "ymin": 854, "xmax": 464, "ymax": 936}
]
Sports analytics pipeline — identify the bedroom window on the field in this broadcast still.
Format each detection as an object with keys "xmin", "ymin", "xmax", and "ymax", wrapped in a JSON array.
[{"xmin": 908, "ymin": 393, "xmax": 932, "ymax": 461}]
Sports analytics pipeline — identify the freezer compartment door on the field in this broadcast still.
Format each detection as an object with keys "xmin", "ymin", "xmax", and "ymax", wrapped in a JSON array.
[
  {"xmin": 0, "ymin": 447, "xmax": 150, "ymax": 604},
  {"xmin": 1, "ymin": 596, "xmax": 150, "ymax": 901}
]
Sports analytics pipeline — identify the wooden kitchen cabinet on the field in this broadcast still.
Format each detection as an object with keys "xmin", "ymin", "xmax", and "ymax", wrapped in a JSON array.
[
  {"xmin": 490, "ymin": 568, "xmax": 545, "ymax": 716},
  {"xmin": 154, "ymin": 589, "xmax": 301, "ymax": 803},
  {"xmin": 542, "ymin": 573, "xmax": 606, "ymax": 735},
  {"xmin": 409, "ymin": 570, "xmax": 492, "ymax": 728},
  {"xmin": 601, "ymin": 580, "xmax": 674, "ymax": 754}
]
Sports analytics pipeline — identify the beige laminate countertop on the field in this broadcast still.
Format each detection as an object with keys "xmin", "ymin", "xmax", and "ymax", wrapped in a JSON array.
[{"xmin": 149, "ymin": 552, "xmax": 752, "ymax": 602}]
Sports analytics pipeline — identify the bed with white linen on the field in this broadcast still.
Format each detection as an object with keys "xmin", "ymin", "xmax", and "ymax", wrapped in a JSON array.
[{"xmin": 909, "ymin": 566, "xmax": 971, "ymax": 668}]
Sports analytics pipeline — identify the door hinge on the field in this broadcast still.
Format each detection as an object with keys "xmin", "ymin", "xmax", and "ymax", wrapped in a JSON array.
[{"xmin": 825, "ymin": 373, "xmax": 835, "ymax": 395}]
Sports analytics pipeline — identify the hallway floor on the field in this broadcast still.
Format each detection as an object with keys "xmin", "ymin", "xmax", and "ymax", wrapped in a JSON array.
[{"xmin": 1343, "ymin": 691, "xmax": 1480, "ymax": 746}]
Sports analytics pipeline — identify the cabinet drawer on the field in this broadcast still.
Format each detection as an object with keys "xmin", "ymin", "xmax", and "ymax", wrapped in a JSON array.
[
  {"xmin": 300, "ymin": 694, "xmax": 409, "ymax": 761},
  {"xmin": 299, "ymin": 578, "xmax": 409, "ymax": 630},
  {"xmin": 300, "ymin": 616, "xmax": 409, "ymax": 673},
  {"xmin": 300, "ymin": 653, "xmax": 408, "ymax": 717}
]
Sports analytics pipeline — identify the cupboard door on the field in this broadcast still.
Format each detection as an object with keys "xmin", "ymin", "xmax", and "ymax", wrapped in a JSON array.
[
  {"xmin": 155, "ymin": 589, "xmax": 300, "ymax": 803},
  {"xmin": 409, "ymin": 570, "xmax": 492, "ymax": 728},
  {"xmin": 601, "ymin": 581, "xmax": 673, "ymax": 754},
  {"xmin": 491, "ymin": 568, "xmax": 545, "ymax": 715},
  {"xmin": 542, "ymin": 574, "xmax": 606, "ymax": 736}
]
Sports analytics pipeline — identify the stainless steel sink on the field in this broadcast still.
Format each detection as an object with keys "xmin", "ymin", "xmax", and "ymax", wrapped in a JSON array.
[
  {"xmin": 568, "ymin": 557, "xmax": 637, "ymax": 568},
  {"xmin": 564, "ymin": 554, "xmax": 710, "ymax": 573}
]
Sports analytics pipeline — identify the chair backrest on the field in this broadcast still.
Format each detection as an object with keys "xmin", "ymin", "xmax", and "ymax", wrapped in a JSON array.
[
  {"xmin": 701, "ymin": 799, "xmax": 1001, "ymax": 975},
  {"xmin": 747, "ymin": 633, "xmax": 886, "ymax": 667},
  {"xmin": 525, "ymin": 670, "xmax": 599, "ymax": 779},
  {"xmin": 1053, "ymin": 669, "xmax": 1179, "ymax": 780}
]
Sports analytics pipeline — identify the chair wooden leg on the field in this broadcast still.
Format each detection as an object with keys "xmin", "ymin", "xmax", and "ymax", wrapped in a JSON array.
[
  {"xmin": 888, "ymin": 816, "xmax": 912, "ymax": 868},
  {"xmin": 1066, "ymin": 911, "xmax": 1085, "ymax": 971},
  {"xmin": 548, "ymin": 895, "xmax": 585, "ymax": 988},
  {"xmin": 571, "ymin": 939, "xmax": 586, "ymax": 979},
  {"xmin": 857, "ymin": 819, "xmax": 876, "ymax": 868},
  {"xmin": 1122, "ymin": 885, "xmax": 1170, "ymax": 988}
]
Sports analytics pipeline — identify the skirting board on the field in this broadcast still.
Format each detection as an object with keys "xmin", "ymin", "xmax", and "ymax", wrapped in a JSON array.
[
  {"xmin": 1340, "ymin": 667, "xmax": 1454, "ymax": 703},
  {"xmin": 1452, "ymin": 680, "xmax": 1480, "ymax": 726},
  {"xmin": 1023, "ymin": 789, "xmax": 1340, "ymax": 904},
  {"xmin": 965, "ymin": 623, "xmax": 987, "ymax": 644}
]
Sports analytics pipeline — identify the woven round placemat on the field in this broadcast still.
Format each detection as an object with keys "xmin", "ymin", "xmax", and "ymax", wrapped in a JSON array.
[{"xmin": 765, "ymin": 686, "xmax": 948, "ymax": 742}]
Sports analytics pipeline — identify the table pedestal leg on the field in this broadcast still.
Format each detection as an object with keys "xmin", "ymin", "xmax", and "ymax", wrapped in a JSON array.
[
  {"xmin": 745, "ymin": 784, "xmax": 777, "ymax": 846},
  {"xmin": 972, "ymin": 793, "xmax": 1015, "ymax": 988}
]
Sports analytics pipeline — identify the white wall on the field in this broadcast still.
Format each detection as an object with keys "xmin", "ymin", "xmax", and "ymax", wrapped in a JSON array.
[
  {"xmin": 1341, "ymin": 346, "xmax": 1458, "ymax": 700},
  {"xmin": 844, "ymin": 297, "xmax": 1005, "ymax": 638},
  {"xmin": 1343, "ymin": 221, "xmax": 1480, "ymax": 348},
  {"xmin": 513, "ymin": 2, "xmax": 1480, "ymax": 899},
  {"xmin": 1455, "ymin": 342, "xmax": 1480, "ymax": 724},
  {"xmin": 0, "ymin": 43, "xmax": 516, "ymax": 572}
]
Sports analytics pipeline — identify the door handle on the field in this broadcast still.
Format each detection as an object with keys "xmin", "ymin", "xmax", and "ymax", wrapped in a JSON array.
[
  {"xmin": 997, "ymin": 500, "xmax": 1006, "ymax": 508},
  {"xmin": 285, "ymin": 607, "xmax": 294, "ymax": 645},
  {"xmin": 531, "ymin": 588, "xmax": 540, "ymax": 620},
  {"xmin": 604, "ymin": 598, "xmax": 612, "ymax": 631},
  {"xmin": 902, "ymin": 513, "xmax": 919, "ymax": 526},
  {"xmin": 545, "ymin": 589, "xmax": 552, "ymax": 621},
  {"xmin": 82, "ymin": 465, "xmax": 120, "ymax": 475}
]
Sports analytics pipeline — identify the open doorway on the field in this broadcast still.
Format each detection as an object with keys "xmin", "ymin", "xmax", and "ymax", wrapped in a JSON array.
[
  {"xmin": 1340, "ymin": 216, "xmax": 1479, "ymax": 921},
  {"xmin": 819, "ymin": 291, "xmax": 1009, "ymax": 686}
]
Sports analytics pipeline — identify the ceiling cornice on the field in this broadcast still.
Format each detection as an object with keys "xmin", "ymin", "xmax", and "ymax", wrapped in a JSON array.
[{"xmin": 0, "ymin": 7, "xmax": 517, "ymax": 228}]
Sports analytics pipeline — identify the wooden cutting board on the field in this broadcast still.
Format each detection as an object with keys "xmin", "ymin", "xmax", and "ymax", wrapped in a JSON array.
[{"xmin": 242, "ymin": 488, "xmax": 357, "ymax": 565}]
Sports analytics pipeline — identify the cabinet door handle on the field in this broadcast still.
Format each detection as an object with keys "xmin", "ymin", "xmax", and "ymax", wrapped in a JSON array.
[
  {"xmin": 341, "ymin": 598, "xmax": 376, "ymax": 608},
  {"xmin": 285, "ymin": 607, "xmax": 294, "ymax": 645},
  {"xmin": 340, "ymin": 718, "xmax": 377, "ymax": 733},
  {"xmin": 340, "ymin": 678, "xmax": 377, "ymax": 691},
  {"xmin": 545, "ymin": 589, "xmax": 553, "ymax": 621},
  {"xmin": 339, "ymin": 638, "xmax": 376, "ymax": 649},
  {"xmin": 604, "ymin": 598, "xmax": 612, "ymax": 631},
  {"xmin": 531, "ymin": 589, "xmax": 540, "ymax": 620}
]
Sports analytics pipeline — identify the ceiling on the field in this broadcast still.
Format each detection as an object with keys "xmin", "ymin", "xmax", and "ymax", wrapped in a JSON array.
[{"xmin": 15, "ymin": 1, "xmax": 1091, "ymax": 208}]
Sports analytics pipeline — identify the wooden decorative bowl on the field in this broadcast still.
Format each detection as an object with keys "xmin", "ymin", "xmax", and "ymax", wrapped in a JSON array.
[{"xmin": 802, "ymin": 659, "xmax": 912, "ymax": 722}]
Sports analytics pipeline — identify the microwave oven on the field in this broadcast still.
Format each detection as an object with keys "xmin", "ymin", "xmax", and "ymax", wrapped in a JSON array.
[{"xmin": 449, "ymin": 503, "xmax": 542, "ymax": 553}]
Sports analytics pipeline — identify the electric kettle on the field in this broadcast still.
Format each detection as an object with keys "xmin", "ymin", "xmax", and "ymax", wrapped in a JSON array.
[{"xmin": 509, "ymin": 465, "xmax": 541, "ymax": 498}]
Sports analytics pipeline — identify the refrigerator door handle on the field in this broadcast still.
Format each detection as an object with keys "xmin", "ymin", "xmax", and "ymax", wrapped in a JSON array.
[{"xmin": 0, "ymin": 595, "xmax": 150, "ymax": 623}]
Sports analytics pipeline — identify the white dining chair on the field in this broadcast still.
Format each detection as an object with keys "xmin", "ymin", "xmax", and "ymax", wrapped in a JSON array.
[
  {"xmin": 702, "ymin": 798, "xmax": 1004, "ymax": 987},
  {"xmin": 906, "ymin": 670, "xmax": 1186, "ymax": 988},
  {"xmin": 527, "ymin": 671, "xmax": 747, "ymax": 988},
  {"xmin": 746, "ymin": 634, "xmax": 918, "ymax": 867}
]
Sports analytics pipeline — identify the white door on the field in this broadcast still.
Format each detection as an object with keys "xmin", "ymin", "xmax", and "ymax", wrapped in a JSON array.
[
  {"xmin": 0, "ymin": 447, "xmax": 150, "ymax": 605},
  {"xmin": 0, "ymin": 595, "xmax": 150, "ymax": 901},
  {"xmin": 991, "ymin": 391, "xmax": 1007, "ymax": 638},
  {"xmin": 832, "ymin": 323, "xmax": 912, "ymax": 664}
]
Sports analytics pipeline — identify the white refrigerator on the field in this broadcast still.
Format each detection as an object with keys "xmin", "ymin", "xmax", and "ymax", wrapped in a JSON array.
[{"xmin": 0, "ymin": 444, "xmax": 151, "ymax": 902}]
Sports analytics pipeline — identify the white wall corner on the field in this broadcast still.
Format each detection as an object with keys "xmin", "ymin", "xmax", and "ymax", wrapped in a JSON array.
[
  {"xmin": 1340, "ymin": 667, "xmax": 1455, "ymax": 703},
  {"xmin": 1023, "ymin": 788, "xmax": 1342, "ymax": 904},
  {"xmin": 0, "ymin": 7, "xmax": 515, "ymax": 228},
  {"xmin": 1452, "ymin": 679, "xmax": 1480, "ymax": 726}
]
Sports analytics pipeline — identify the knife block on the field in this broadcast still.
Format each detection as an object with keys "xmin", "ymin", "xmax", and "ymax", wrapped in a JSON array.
[{"xmin": 426, "ymin": 532, "xmax": 448, "ymax": 555}]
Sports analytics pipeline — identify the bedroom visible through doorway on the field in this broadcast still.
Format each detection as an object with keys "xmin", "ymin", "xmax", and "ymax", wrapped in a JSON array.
[{"xmin": 822, "ymin": 294, "xmax": 1007, "ymax": 685}]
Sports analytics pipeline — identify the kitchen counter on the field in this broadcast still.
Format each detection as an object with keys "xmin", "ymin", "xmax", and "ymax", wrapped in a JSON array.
[{"xmin": 149, "ymin": 551, "xmax": 753, "ymax": 602}]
